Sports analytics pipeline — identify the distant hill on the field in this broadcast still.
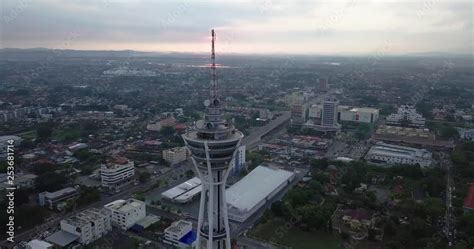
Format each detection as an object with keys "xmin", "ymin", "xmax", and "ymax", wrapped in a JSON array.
[{"xmin": 0, "ymin": 48, "xmax": 210, "ymax": 60}]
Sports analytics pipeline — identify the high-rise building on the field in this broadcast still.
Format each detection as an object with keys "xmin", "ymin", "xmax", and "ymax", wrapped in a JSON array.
[
  {"xmin": 318, "ymin": 77, "xmax": 328, "ymax": 91},
  {"xmin": 291, "ymin": 102, "xmax": 306, "ymax": 126},
  {"xmin": 322, "ymin": 97, "xmax": 339, "ymax": 128},
  {"xmin": 230, "ymin": 145, "xmax": 246, "ymax": 176},
  {"xmin": 182, "ymin": 30, "xmax": 244, "ymax": 249}
]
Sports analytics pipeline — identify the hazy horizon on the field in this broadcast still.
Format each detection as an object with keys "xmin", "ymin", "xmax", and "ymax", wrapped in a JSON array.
[{"xmin": 1, "ymin": 0, "xmax": 473, "ymax": 55}]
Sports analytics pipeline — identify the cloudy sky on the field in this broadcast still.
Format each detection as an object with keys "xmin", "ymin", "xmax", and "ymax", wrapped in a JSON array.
[{"xmin": 1, "ymin": 0, "xmax": 472, "ymax": 55}]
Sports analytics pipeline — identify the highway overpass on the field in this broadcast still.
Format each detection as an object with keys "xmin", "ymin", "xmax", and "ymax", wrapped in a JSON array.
[{"xmin": 241, "ymin": 111, "xmax": 290, "ymax": 150}]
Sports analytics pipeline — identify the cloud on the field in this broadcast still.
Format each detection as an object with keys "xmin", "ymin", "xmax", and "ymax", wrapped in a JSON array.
[{"xmin": 0, "ymin": 0, "xmax": 472, "ymax": 54}]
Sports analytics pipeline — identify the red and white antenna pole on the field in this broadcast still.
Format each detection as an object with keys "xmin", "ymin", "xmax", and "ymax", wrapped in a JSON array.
[{"xmin": 210, "ymin": 29, "xmax": 217, "ymax": 100}]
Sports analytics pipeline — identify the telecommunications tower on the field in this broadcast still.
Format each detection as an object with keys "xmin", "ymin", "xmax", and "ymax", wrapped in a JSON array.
[{"xmin": 182, "ymin": 29, "xmax": 243, "ymax": 249}]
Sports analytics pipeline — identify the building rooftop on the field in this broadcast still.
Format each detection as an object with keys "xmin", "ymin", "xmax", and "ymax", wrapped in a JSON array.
[
  {"xmin": 42, "ymin": 187, "xmax": 78, "ymax": 199},
  {"xmin": 134, "ymin": 214, "xmax": 160, "ymax": 228},
  {"xmin": 161, "ymin": 177, "xmax": 201, "ymax": 201},
  {"xmin": 104, "ymin": 199, "xmax": 144, "ymax": 213},
  {"xmin": 226, "ymin": 165, "xmax": 294, "ymax": 212},
  {"xmin": 165, "ymin": 220, "xmax": 192, "ymax": 234},
  {"xmin": 350, "ymin": 107, "xmax": 379, "ymax": 113},
  {"xmin": 102, "ymin": 157, "xmax": 134, "ymax": 169},
  {"xmin": 113, "ymin": 156, "xmax": 129, "ymax": 165},
  {"xmin": 464, "ymin": 184, "xmax": 474, "ymax": 210},
  {"xmin": 179, "ymin": 230, "xmax": 197, "ymax": 245},
  {"xmin": 367, "ymin": 142, "xmax": 432, "ymax": 159},
  {"xmin": 164, "ymin": 146, "xmax": 186, "ymax": 153},
  {"xmin": 27, "ymin": 239, "xmax": 53, "ymax": 249},
  {"xmin": 46, "ymin": 230, "xmax": 79, "ymax": 247}
]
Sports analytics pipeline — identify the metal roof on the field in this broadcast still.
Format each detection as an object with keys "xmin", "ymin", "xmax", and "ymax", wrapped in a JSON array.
[
  {"xmin": 46, "ymin": 230, "xmax": 79, "ymax": 247},
  {"xmin": 226, "ymin": 165, "xmax": 294, "ymax": 212}
]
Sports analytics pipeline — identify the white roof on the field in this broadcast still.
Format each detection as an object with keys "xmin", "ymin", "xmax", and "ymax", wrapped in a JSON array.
[
  {"xmin": 226, "ymin": 165, "xmax": 294, "ymax": 212},
  {"xmin": 174, "ymin": 185, "xmax": 202, "ymax": 203},
  {"xmin": 161, "ymin": 177, "xmax": 201, "ymax": 200},
  {"xmin": 104, "ymin": 199, "xmax": 144, "ymax": 212},
  {"xmin": 27, "ymin": 239, "xmax": 53, "ymax": 249}
]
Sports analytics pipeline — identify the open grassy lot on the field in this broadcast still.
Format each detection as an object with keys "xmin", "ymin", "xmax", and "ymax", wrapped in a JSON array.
[
  {"xmin": 250, "ymin": 218, "xmax": 340, "ymax": 249},
  {"xmin": 17, "ymin": 130, "xmax": 37, "ymax": 140}
]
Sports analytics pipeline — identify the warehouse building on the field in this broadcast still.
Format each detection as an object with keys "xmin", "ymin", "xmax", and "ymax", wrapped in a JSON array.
[
  {"xmin": 365, "ymin": 142, "xmax": 432, "ymax": 167},
  {"xmin": 226, "ymin": 165, "xmax": 295, "ymax": 222}
]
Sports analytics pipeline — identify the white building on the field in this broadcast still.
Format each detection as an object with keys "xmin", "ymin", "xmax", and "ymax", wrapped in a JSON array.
[
  {"xmin": 38, "ymin": 187, "xmax": 79, "ymax": 210},
  {"xmin": 103, "ymin": 199, "xmax": 146, "ymax": 230},
  {"xmin": 163, "ymin": 220, "xmax": 197, "ymax": 248},
  {"xmin": 308, "ymin": 104, "xmax": 323, "ymax": 120},
  {"xmin": 162, "ymin": 147, "xmax": 188, "ymax": 165},
  {"xmin": 386, "ymin": 105, "xmax": 425, "ymax": 127},
  {"xmin": 365, "ymin": 142, "xmax": 432, "ymax": 167},
  {"xmin": 161, "ymin": 177, "xmax": 202, "ymax": 203},
  {"xmin": 226, "ymin": 165, "xmax": 295, "ymax": 222},
  {"xmin": 101, "ymin": 157, "xmax": 135, "ymax": 189},
  {"xmin": 339, "ymin": 107, "xmax": 379, "ymax": 124},
  {"xmin": 60, "ymin": 208, "xmax": 112, "ymax": 245},
  {"xmin": 26, "ymin": 239, "xmax": 53, "ymax": 249},
  {"xmin": 457, "ymin": 128, "xmax": 474, "ymax": 141}
]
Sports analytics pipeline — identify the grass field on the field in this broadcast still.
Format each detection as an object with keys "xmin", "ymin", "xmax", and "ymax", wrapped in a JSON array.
[
  {"xmin": 53, "ymin": 128, "xmax": 82, "ymax": 141},
  {"xmin": 16, "ymin": 130, "xmax": 37, "ymax": 140},
  {"xmin": 250, "ymin": 218, "xmax": 340, "ymax": 249}
]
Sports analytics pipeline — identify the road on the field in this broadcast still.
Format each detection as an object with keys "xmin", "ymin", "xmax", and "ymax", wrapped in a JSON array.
[
  {"xmin": 442, "ymin": 151, "xmax": 456, "ymax": 247},
  {"xmin": 241, "ymin": 111, "xmax": 290, "ymax": 150}
]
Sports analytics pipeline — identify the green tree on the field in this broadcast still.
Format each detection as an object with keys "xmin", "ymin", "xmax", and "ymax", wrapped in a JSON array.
[
  {"xmin": 421, "ymin": 198, "xmax": 445, "ymax": 218},
  {"xmin": 138, "ymin": 172, "xmax": 151, "ymax": 183},
  {"xmin": 185, "ymin": 169, "xmax": 194, "ymax": 178},
  {"xmin": 160, "ymin": 126, "xmax": 176, "ymax": 136},
  {"xmin": 31, "ymin": 162, "xmax": 56, "ymax": 175},
  {"xmin": 76, "ymin": 186, "xmax": 101, "ymax": 206},
  {"xmin": 35, "ymin": 172, "xmax": 67, "ymax": 192},
  {"xmin": 36, "ymin": 123, "xmax": 54, "ymax": 141}
]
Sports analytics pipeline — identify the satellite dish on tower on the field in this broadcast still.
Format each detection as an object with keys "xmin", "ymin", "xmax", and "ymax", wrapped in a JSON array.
[{"xmin": 204, "ymin": 99, "xmax": 211, "ymax": 107}]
